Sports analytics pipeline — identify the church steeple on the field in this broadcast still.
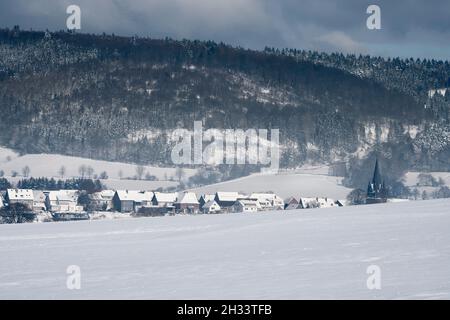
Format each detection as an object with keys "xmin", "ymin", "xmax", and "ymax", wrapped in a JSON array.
[
  {"xmin": 372, "ymin": 159, "xmax": 382, "ymax": 188},
  {"xmin": 367, "ymin": 159, "xmax": 388, "ymax": 203}
]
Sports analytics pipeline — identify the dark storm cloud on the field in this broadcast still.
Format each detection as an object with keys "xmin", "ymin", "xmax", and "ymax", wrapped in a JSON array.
[{"xmin": 0, "ymin": 0, "xmax": 449, "ymax": 59}]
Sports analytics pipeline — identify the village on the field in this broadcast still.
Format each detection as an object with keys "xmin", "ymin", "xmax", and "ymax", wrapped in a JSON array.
[
  {"xmin": 0, "ymin": 160, "xmax": 393, "ymax": 223},
  {"xmin": 0, "ymin": 187, "xmax": 346, "ymax": 222}
]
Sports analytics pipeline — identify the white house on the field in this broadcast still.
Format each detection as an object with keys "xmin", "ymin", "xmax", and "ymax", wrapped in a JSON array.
[
  {"xmin": 199, "ymin": 194, "xmax": 215, "ymax": 209},
  {"xmin": 6, "ymin": 189, "xmax": 35, "ymax": 209},
  {"xmin": 202, "ymin": 200, "xmax": 221, "ymax": 214},
  {"xmin": 46, "ymin": 190, "xmax": 83, "ymax": 213},
  {"xmin": 215, "ymin": 192, "xmax": 243, "ymax": 210},
  {"xmin": 250, "ymin": 193, "xmax": 285, "ymax": 210},
  {"xmin": 152, "ymin": 192, "xmax": 177, "ymax": 208},
  {"xmin": 175, "ymin": 192, "xmax": 200, "ymax": 213},
  {"xmin": 232, "ymin": 199, "xmax": 259, "ymax": 213},
  {"xmin": 298, "ymin": 197, "xmax": 337, "ymax": 209},
  {"xmin": 113, "ymin": 190, "xmax": 153, "ymax": 213},
  {"xmin": 32, "ymin": 190, "xmax": 47, "ymax": 212},
  {"xmin": 316, "ymin": 197, "xmax": 337, "ymax": 208},
  {"xmin": 90, "ymin": 190, "xmax": 115, "ymax": 211},
  {"xmin": 297, "ymin": 197, "xmax": 320, "ymax": 209}
]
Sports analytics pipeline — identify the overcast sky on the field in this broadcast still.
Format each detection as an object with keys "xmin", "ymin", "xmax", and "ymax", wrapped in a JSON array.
[{"xmin": 1, "ymin": 0, "xmax": 449, "ymax": 60}]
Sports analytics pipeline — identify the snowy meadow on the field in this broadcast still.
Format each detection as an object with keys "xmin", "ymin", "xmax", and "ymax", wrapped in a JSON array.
[{"xmin": 0, "ymin": 199, "xmax": 449, "ymax": 299}]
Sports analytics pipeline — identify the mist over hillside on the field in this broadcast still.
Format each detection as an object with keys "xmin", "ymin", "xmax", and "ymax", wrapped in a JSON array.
[{"xmin": 0, "ymin": 27, "xmax": 449, "ymax": 189}]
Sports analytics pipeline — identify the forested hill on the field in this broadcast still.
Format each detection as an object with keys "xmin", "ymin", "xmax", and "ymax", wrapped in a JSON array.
[{"xmin": 0, "ymin": 27, "xmax": 449, "ymax": 187}]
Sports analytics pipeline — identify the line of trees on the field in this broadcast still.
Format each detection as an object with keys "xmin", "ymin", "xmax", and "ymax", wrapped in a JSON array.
[{"xmin": 10, "ymin": 177, "xmax": 105, "ymax": 192}]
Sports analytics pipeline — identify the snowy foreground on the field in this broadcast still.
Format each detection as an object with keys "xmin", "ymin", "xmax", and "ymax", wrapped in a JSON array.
[{"xmin": 1, "ymin": 200, "xmax": 450, "ymax": 299}]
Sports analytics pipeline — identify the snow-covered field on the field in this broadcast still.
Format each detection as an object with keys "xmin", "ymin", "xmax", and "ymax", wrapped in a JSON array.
[
  {"xmin": 1, "ymin": 199, "xmax": 449, "ymax": 299},
  {"xmin": 1, "ymin": 146, "xmax": 351, "ymax": 199},
  {"xmin": 0, "ymin": 146, "xmax": 194, "ymax": 190},
  {"xmin": 190, "ymin": 170, "xmax": 351, "ymax": 199},
  {"xmin": 404, "ymin": 171, "xmax": 450, "ymax": 187}
]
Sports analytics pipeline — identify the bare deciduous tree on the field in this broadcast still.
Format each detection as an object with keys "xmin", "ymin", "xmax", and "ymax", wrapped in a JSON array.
[
  {"xmin": 99, "ymin": 171, "xmax": 108, "ymax": 179},
  {"xmin": 86, "ymin": 166, "xmax": 94, "ymax": 178},
  {"xmin": 79, "ymin": 165, "xmax": 87, "ymax": 178},
  {"xmin": 22, "ymin": 166, "xmax": 30, "ymax": 177},
  {"xmin": 58, "ymin": 166, "xmax": 66, "ymax": 178},
  {"xmin": 136, "ymin": 165, "xmax": 145, "ymax": 180}
]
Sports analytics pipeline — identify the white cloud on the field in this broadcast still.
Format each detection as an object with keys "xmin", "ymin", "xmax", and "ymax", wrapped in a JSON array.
[{"xmin": 316, "ymin": 31, "xmax": 367, "ymax": 54}]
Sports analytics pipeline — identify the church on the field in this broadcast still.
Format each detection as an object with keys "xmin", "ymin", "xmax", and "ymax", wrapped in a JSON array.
[{"xmin": 366, "ymin": 159, "xmax": 388, "ymax": 204}]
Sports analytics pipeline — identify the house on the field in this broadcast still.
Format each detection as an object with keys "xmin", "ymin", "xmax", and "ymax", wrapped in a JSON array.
[
  {"xmin": 198, "ymin": 194, "xmax": 215, "ymax": 209},
  {"xmin": 202, "ymin": 200, "xmax": 221, "ymax": 214},
  {"xmin": 428, "ymin": 88, "xmax": 447, "ymax": 98},
  {"xmin": 152, "ymin": 192, "xmax": 177, "ymax": 208},
  {"xmin": 32, "ymin": 190, "xmax": 47, "ymax": 212},
  {"xmin": 297, "ymin": 197, "xmax": 320, "ymax": 209},
  {"xmin": 232, "ymin": 199, "xmax": 259, "ymax": 213},
  {"xmin": 284, "ymin": 197, "xmax": 299, "ymax": 210},
  {"xmin": 175, "ymin": 192, "xmax": 200, "ymax": 214},
  {"xmin": 335, "ymin": 200, "xmax": 346, "ymax": 207},
  {"xmin": 90, "ymin": 190, "xmax": 115, "ymax": 211},
  {"xmin": 316, "ymin": 197, "xmax": 337, "ymax": 208},
  {"xmin": 46, "ymin": 190, "xmax": 83, "ymax": 213},
  {"xmin": 214, "ymin": 192, "xmax": 242, "ymax": 210},
  {"xmin": 5, "ymin": 189, "xmax": 34, "ymax": 209},
  {"xmin": 113, "ymin": 190, "xmax": 153, "ymax": 213},
  {"xmin": 250, "ymin": 193, "xmax": 284, "ymax": 210},
  {"xmin": 297, "ymin": 197, "xmax": 337, "ymax": 209}
]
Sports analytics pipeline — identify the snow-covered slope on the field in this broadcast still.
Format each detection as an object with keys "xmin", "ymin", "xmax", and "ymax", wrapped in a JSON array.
[
  {"xmin": 404, "ymin": 171, "xmax": 450, "ymax": 187},
  {"xmin": 0, "ymin": 146, "xmax": 195, "ymax": 190},
  {"xmin": 1, "ymin": 200, "xmax": 449, "ymax": 299},
  {"xmin": 0, "ymin": 147, "xmax": 195, "ymax": 180},
  {"xmin": 190, "ymin": 170, "xmax": 351, "ymax": 199}
]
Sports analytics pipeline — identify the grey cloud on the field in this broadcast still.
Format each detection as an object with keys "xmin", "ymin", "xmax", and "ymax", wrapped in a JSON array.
[{"xmin": 0, "ymin": 0, "xmax": 449, "ymax": 60}]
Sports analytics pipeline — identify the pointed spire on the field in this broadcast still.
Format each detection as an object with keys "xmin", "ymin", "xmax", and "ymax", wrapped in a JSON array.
[{"xmin": 372, "ymin": 159, "xmax": 382, "ymax": 187}]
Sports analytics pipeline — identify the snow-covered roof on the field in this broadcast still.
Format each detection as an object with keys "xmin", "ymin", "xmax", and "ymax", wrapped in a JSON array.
[
  {"xmin": 428, "ymin": 88, "xmax": 447, "ymax": 98},
  {"xmin": 203, "ymin": 200, "xmax": 220, "ymax": 209},
  {"xmin": 153, "ymin": 192, "xmax": 177, "ymax": 203},
  {"xmin": 299, "ymin": 197, "xmax": 335, "ymax": 208},
  {"xmin": 48, "ymin": 190, "xmax": 79, "ymax": 203},
  {"xmin": 236, "ymin": 199, "xmax": 259, "ymax": 207},
  {"xmin": 216, "ymin": 192, "xmax": 240, "ymax": 202},
  {"xmin": 199, "ymin": 194, "xmax": 215, "ymax": 202},
  {"xmin": 298, "ymin": 197, "xmax": 318, "ymax": 208},
  {"xmin": 316, "ymin": 197, "xmax": 336, "ymax": 207},
  {"xmin": 7, "ymin": 189, "xmax": 34, "ymax": 201},
  {"xmin": 100, "ymin": 190, "xmax": 115, "ymax": 198},
  {"xmin": 176, "ymin": 192, "xmax": 199, "ymax": 204},
  {"xmin": 299, "ymin": 197, "xmax": 316, "ymax": 201},
  {"xmin": 116, "ymin": 190, "xmax": 153, "ymax": 202},
  {"xmin": 91, "ymin": 190, "xmax": 115, "ymax": 200},
  {"xmin": 33, "ymin": 190, "xmax": 46, "ymax": 202},
  {"xmin": 251, "ymin": 193, "xmax": 283, "ymax": 202},
  {"xmin": 284, "ymin": 196, "xmax": 298, "ymax": 204}
]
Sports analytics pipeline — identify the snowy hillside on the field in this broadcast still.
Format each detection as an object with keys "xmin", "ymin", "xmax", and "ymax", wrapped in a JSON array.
[
  {"xmin": 1, "ymin": 199, "xmax": 449, "ymax": 299},
  {"xmin": 404, "ymin": 171, "xmax": 450, "ymax": 187},
  {"xmin": 0, "ymin": 146, "xmax": 195, "ymax": 190},
  {"xmin": 189, "ymin": 169, "xmax": 351, "ymax": 199}
]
